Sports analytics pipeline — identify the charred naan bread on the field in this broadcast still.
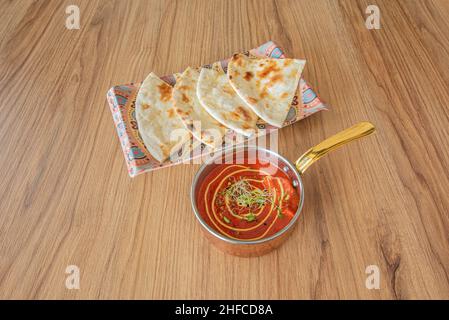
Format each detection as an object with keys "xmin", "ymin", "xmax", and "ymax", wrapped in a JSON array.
[
  {"xmin": 197, "ymin": 68, "xmax": 258, "ymax": 137},
  {"xmin": 173, "ymin": 67, "xmax": 226, "ymax": 147},
  {"xmin": 227, "ymin": 54, "xmax": 306, "ymax": 127},
  {"xmin": 135, "ymin": 72, "xmax": 190, "ymax": 162}
]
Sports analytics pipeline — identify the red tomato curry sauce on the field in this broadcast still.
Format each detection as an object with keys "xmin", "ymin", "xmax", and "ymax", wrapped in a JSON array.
[{"xmin": 196, "ymin": 160, "xmax": 300, "ymax": 241}]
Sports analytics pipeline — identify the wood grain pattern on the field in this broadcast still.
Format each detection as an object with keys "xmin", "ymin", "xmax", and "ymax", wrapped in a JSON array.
[{"xmin": 0, "ymin": 0, "xmax": 448, "ymax": 299}]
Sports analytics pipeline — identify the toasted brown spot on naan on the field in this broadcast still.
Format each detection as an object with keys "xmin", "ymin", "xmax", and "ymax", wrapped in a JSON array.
[
  {"xmin": 223, "ymin": 86, "xmax": 235, "ymax": 95},
  {"xmin": 158, "ymin": 83, "xmax": 172, "ymax": 102},
  {"xmin": 230, "ymin": 112, "xmax": 240, "ymax": 120},
  {"xmin": 270, "ymin": 73, "xmax": 284, "ymax": 83},
  {"xmin": 178, "ymin": 85, "xmax": 191, "ymax": 91},
  {"xmin": 176, "ymin": 108, "xmax": 191, "ymax": 117},
  {"xmin": 248, "ymin": 97, "xmax": 258, "ymax": 104},
  {"xmin": 260, "ymin": 88, "xmax": 269, "ymax": 99},
  {"xmin": 244, "ymin": 71, "xmax": 254, "ymax": 81},
  {"xmin": 236, "ymin": 106, "xmax": 252, "ymax": 121},
  {"xmin": 167, "ymin": 108, "xmax": 176, "ymax": 118},
  {"xmin": 257, "ymin": 63, "xmax": 280, "ymax": 78},
  {"xmin": 233, "ymin": 54, "xmax": 244, "ymax": 67},
  {"xmin": 280, "ymin": 92, "xmax": 289, "ymax": 99},
  {"xmin": 181, "ymin": 93, "xmax": 190, "ymax": 103},
  {"xmin": 284, "ymin": 59, "xmax": 293, "ymax": 67},
  {"xmin": 142, "ymin": 104, "xmax": 150, "ymax": 110}
]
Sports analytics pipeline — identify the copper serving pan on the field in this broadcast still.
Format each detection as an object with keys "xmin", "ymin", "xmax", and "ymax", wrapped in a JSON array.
[{"xmin": 191, "ymin": 122, "xmax": 375, "ymax": 257}]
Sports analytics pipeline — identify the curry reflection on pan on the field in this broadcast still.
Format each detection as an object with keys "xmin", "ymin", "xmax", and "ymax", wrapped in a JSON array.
[{"xmin": 191, "ymin": 122, "xmax": 376, "ymax": 257}]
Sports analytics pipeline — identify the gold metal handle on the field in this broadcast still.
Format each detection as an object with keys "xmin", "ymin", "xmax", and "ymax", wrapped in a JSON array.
[{"xmin": 295, "ymin": 122, "xmax": 375, "ymax": 175}]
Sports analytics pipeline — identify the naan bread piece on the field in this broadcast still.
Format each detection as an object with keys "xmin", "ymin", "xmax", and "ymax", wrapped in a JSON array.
[
  {"xmin": 136, "ymin": 72, "xmax": 191, "ymax": 163},
  {"xmin": 173, "ymin": 67, "xmax": 226, "ymax": 148},
  {"xmin": 227, "ymin": 53, "xmax": 306, "ymax": 127},
  {"xmin": 197, "ymin": 68, "xmax": 258, "ymax": 137}
]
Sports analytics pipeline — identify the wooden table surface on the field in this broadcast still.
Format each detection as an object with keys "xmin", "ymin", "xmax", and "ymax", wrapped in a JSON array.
[{"xmin": 1, "ymin": 0, "xmax": 449, "ymax": 300}]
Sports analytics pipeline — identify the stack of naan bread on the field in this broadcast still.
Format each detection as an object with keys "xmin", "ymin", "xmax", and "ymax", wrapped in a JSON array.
[{"xmin": 136, "ymin": 53, "xmax": 306, "ymax": 162}]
